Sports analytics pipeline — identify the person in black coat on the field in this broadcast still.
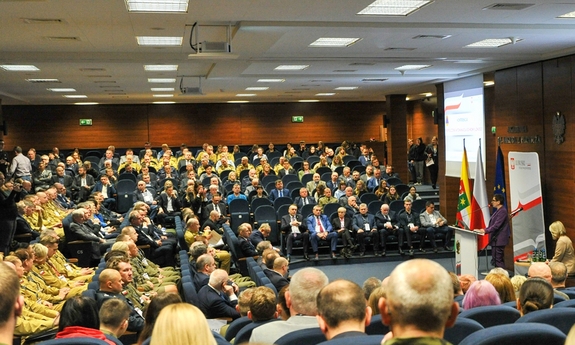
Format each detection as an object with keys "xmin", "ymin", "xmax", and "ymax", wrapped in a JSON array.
[
  {"xmin": 375, "ymin": 203, "xmax": 399, "ymax": 257},
  {"xmin": 197, "ymin": 269, "xmax": 241, "ymax": 320},
  {"xmin": 280, "ymin": 204, "xmax": 309, "ymax": 261}
]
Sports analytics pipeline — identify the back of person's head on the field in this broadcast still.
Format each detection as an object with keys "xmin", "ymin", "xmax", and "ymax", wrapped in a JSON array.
[
  {"xmin": 368, "ymin": 286, "xmax": 386, "ymax": 316},
  {"xmin": 362, "ymin": 277, "xmax": 382, "ymax": 300},
  {"xmin": 58, "ymin": 296, "xmax": 100, "ymax": 332},
  {"xmin": 208, "ymin": 269, "xmax": 227, "ymax": 288},
  {"xmin": 264, "ymin": 250, "xmax": 279, "ymax": 269},
  {"xmin": 237, "ymin": 288, "xmax": 255, "ymax": 317},
  {"xmin": 383, "ymin": 259, "xmax": 455, "ymax": 333},
  {"xmin": 248, "ymin": 287, "xmax": 277, "ymax": 321},
  {"xmin": 150, "ymin": 303, "xmax": 216, "ymax": 345},
  {"xmin": 277, "ymin": 285, "xmax": 290, "ymax": 320},
  {"xmin": 196, "ymin": 254, "xmax": 213, "ymax": 273},
  {"xmin": 0, "ymin": 262, "xmax": 21, "ymax": 327},
  {"xmin": 459, "ymin": 274, "xmax": 476, "ymax": 294},
  {"xmin": 189, "ymin": 242, "xmax": 207, "ymax": 260},
  {"xmin": 256, "ymin": 241, "xmax": 272, "ymax": 255},
  {"xmin": 549, "ymin": 221, "xmax": 567, "ymax": 239},
  {"xmin": 518, "ymin": 277, "xmax": 554, "ymax": 315},
  {"xmin": 99, "ymin": 299, "xmax": 130, "ymax": 330},
  {"xmin": 549, "ymin": 262, "xmax": 568, "ymax": 286},
  {"xmin": 485, "ymin": 273, "xmax": 516, "ymax": 303},
  {"xmin": 289, "ymin": 267, "xmax": 329, "ymax": 315},
  {"xmin": 488, "ymin": 267, "xmax": 509, "ymax": 277},
  {"xmin": 105, "ymin": 253, "xmax": 129, "ymax": 266},
  {"xmin": 138, "ymin": 292, "xmax": 182, "ymax": 344},
  {"xmin": 511, "ymin": 275, "xmax": 527, "ymax": 295},
  {"xmin": 273, "ymin": 257, "xmax": 288, "ymax": 271},
  {"xmin": 528, "ymin": 262, "xmax": 552, "ymax": 283},
  {"xmin": 317, "ymin": 279, "xmax": 369, "ymax": 329},
  {"xmin": 462, "ymin": 280, "xmax": 501, "ymax": 309},
  {"xmin": 448, "ymin": 272, "xmax": 463, "ymax": 296}
]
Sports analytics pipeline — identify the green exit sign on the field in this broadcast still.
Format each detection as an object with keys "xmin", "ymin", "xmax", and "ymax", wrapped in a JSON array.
[
  {"xmin": 292, "ymin": 116, "xmax": 304, "ymax": 123},
  {"xmin": 79, "ymin": 119, "xmax": 92, "ymax": 126}
]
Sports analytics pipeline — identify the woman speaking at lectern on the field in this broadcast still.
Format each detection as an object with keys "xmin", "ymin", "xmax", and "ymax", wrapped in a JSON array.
[{"xmin": 475, "ymin": 194, "xmax": 510, "ymax": 268}]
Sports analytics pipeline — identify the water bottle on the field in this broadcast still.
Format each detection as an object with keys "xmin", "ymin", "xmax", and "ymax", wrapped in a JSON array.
[{"xmin": 541, "ymin": 249, "xmax": 546, "ymax": 261}]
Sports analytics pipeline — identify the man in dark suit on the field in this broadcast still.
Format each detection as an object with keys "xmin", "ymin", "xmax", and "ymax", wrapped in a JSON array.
[
  {"xmin": 155, "ymin": 182, "xmax": 181, "ymax": 227},
  {"xmin": 68, "ymin": 208, "xmax": 106, "ymax": 260},
  {"xmin": 128, "ymin": 210, "xmax": 175, "ymax": 266},
  {"xmin": 353, "ymin": 203, "xmax": 379, "ymax": 257},
  {"xmin": 277, "ymin": 160, "xmax": 296, "ymax": 178},
  {"xmin": 134, "ymin": 180, "xmax": 158, "ymax": 220},
  {"xmin": 264, "ymin": 257, "xmax": 290, "ymax": 291},
  {"xmin": 280, "ymin": 204, "xmax": 309, "ymax": 261},
  {"xmin": 305, "ymin": 173, "xmax": 326, "ymax": 195},
  {"xmin": 331, "ymin": 207, "xmax": 355, "ymax": 254},
  {"xmin": 326, "ymin": 172, "xmax": 340, "ymax": 194},
  {"xmin": 250, "ymin": 223, "xmax": 271, "ymax": 247},
  {"xmin": 238, "ymin": 223, "xmax": 259, "ymax": 257},
  {"xmin": 203, "ymin": 192, "xmax": 228, "ymax": 226},
  {"xmin": 15, "ymin": 201, "xmax": 40, "ymax": 240},
  {"xmin": 398, "ymin": 200, "xmax": 426, "ymax": 257},
  {"xmin": 54, "ymin": 182, "xmax": 75, "ymax": 209},
  {"xmin": 307, "ymin": 205, "xmax": 337, "ymax": 260},
  {"xmin": 375, "ymin": 203, "xmax": 399, "ymax": 257},
  {"xmin": 92, "ymin": 175, "xmax": 117, "ymax": 211},
  {"xmin": 94, "ymin": 269, "xmax": 144, "ymax": 332},
  {"xmin": 193, "ymin": 254, "xmax": 216, "ymax": 291},
  {"xmin": 197, "ymin": 269, "xmax": 241, "ymax": 320},
  {"xmin": 51, "ymin": 166, "xmax": 74, "ymax": 191},
  {"xmin": 293, "ymin": 187, "xmax": 315, "ymax": 209},
  {"xmin": 268, "ymin": 180, "xmax": 289, "ymax": 202},
  {"xmin": 202, "ymin": 210, "xmax": 223, "ymax": 234},
  {"xmin": 71, "ymin": 165, "xmax": 95, "ymax": 202},
  {"xmin": 419, "ymin": 201, "xmax": 451, "ymax": 252}
]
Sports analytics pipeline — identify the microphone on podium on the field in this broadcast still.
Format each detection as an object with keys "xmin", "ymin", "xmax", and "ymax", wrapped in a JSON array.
[{"xmin": 510, "ymin": 207, "xmax": 523, "ymax": 218}]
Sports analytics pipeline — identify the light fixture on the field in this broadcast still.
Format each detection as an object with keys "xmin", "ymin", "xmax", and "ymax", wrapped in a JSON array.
[
  {"xmin": 0, "ymin": 65, "xmax": 40, "ymax": 71},
  {"xmin": 484, "ymin": 81, "xmax": 495, "ymax": 86},
  {"xmin": 47, "ymin": 88, "xmax": 76, "ymax": 92},
  {"xmin": 334, "ymin": 87, "xmax": 358, "ymax": 90},
  {"xmin": 227, "ymin": 100, "xmax": 249, "ymax": 103},
  {"xmin": 153, "ymin": 94, "xmax": 174, "ymax": 97},
  {"xmin": 298, "ymin": 100, "xmax": 320, "ymax": 102},
  {"xmin": 394, "ymin": 64, "xmax": 431, "ymax": 70},
  {"xmin": 151, "ymin": 87, "xmax": 175, "ymax": 91},
  {"xmin": 557, "ymin": 11, "xmax": 575, "ymax": 18},
  {"xmin": 309, "ymin": 37, "xmax": 362, "ymax": 47},
  {"xmin": 465, "ymin": 38, "xmax": 520, "ymax": 48},
  {"xmin": 148, "ymin": 78, "xmax": 176, "ymax": 83},
  {"xmin": 316, "ymin": 93, "xmax": 335, "ymax": 96},
  {"xmin": 125, "ymin": 0, "xmax": 189, "ymax": 13},
  {"xmin": 245, "ymin": 87, "xmax": 269, "ymax": 91},
  {"xmin": 144, "ymin": 64, "xmax": 178, "ymax": 71},
  {"xmin": 236, "ymin": 94, "xmax": 256, "ymax": 97},
  {"xmin": 75, "ymin": 102, "xmax": 99, "ymax": 105},
  {"xmin": 257, "ymin": 79, "xmax": 285, "ymax": 83},
  {"xmin": 274, "ymin": 65, "xmax": 309, "ymax": 71},
  {"xmin": 64, "ymin": 95, "xmax": 87, "ymax": 98},
  {"xmin": 357, "ymin": 0, "xmax": 433, "ymax": 16},
  {"xmin": 136, "ymin": 36, "xmax": 183, "ymax": 46},
  {"xmin": 153, "ymin": 101, "xmax": 176, "ymax": 104}
]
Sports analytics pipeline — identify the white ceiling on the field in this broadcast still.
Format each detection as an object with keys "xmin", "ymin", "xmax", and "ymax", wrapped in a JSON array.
[{"xmin": 1, "ymin": 0, "xmax": 575, "ymax": 105}]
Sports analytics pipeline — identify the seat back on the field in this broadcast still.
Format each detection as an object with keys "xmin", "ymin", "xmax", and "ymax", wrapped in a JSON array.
[
  {"xmin": 251, "ymin": 197, "xmax": 273, "ymax": 212},
  {"xmin": 459, "ymin": 305, "xmax": 521, "ymax": 328},
  {"xmin": 300, "ymin": 204, "xmax": 316, "ymax": 218},
  {"xmin": 228, "ymin": 199, "xmax": 250, "ymax": 231},
  {"xmin": 412, "ymin": 199, "xmax": 427, "ymax": 213},
  {"xmin": 553, "ymin": 299, "xmax": 575, "ymax": 308},
  {"xmin": 515, "ymin": 307, "xmax": 575, "ymax": 334},
  {"xmin": 315, "ymin": 167, "xmax": 331, "ymax": 176},
  {"xmin": 274, "ymin": 328, "xmax": 326, "ymax": 345},
  {"xmin": 282, "ymin": 174, "xmax": 299, "ymax": 185},
  {"xmin": 254, "ymin": 205, "xmax": 279, "ymax": 244},
  {"xmin": 458, "ymin": 323, "xmax": 566, "ymax": 345},
  {"xmin": 118, "ymin": 173, "xmax": 137, "ymax": 183},
  {"xmin": 385, "ymin": 177, "xmax": 403, "ymax": 185},
  {"xmin": 38, "ymin": 337, "xmax": 111, "ymax": 345},
  {"xmin": 300, "ymin": 173, "xmax": 313, "ymax": 186},
  {"xmin": 316, "ymin": 335, "xmax": 384, "ymax": 345},
  {"xmin": 360, "ymin": 193, "xmax": 378, "ymax": 205},
  {"xmin": 368, "ymin": 200, "xmax": 383, "ymax": 216},
  {"xmin": 273, "ymin": 197, "xmax": 293, "ymax": 211},
  {"xmin": 388, "ymin": 200, "xmax": 404, "ymax": 214},
  {"xmin": 322, "ymin": 203, "xmax": 340, "ymax": 219},
  {"xmin": 443, "ymin": 317, "xmax": 484, "ymax": 345}
]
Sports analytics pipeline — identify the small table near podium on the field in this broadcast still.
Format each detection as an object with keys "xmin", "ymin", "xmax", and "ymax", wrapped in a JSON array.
[{"xmin": 449, "ymin": 226, "xmax": 486, "ymax": 278}]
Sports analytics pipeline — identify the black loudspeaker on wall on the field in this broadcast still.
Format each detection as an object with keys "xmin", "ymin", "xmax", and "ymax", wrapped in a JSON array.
[{"xmin": 432, "ymin": 108, "xmax": 443, "ymax": 125}]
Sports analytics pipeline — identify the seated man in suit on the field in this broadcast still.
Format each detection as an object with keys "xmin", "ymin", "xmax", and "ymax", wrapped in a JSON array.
[
  {"xmin": 419, "ymin": 201, "xmax": 451, "ymax": 252},
  {"xmin": 277, "ymin": 160, "xmax": 296, "ymax": 178},
  {"xmin": 127, "ymin": 211, "xmax": 175, "ymax": 267},
  {"xmin": 264, "ymin": 257, "xmax": 290, "ymax": 292},
  {"xmin": 317, "ymin": 279, "xmax": 372, "ymax": 341},
  {"xmin": 197, "ymin": 269, "xmax": 241, "ymax": 320},
  {"xmin": 250, "ymin": 223, "xmax": 271, "ymax": 247},
  {"xmin": 269, "ymin": 180, "xmax": 289, "ymax": 202},
  {"xmin": 238, "ymin": 223, "xmax": 259, "ymax": 257},
  {"xmin": 202, "ymin": 210, "xmax": 224, "ymax": 235},
  {"xmin": 51, "ymin": 166, "xmax": 74, "ymax": 192},
  {"xmin": 353, "ymin": 203, "xmax": 379, "ymax": 257},
  {"xmin": 68, "ymin": 208, "xmax": 107, "ymax": 260},
  {"xmin": 318, "ymin": 187, "xmax": 338, "ymax": 211},
  {"xmin": 398, "ymin": 200, "xmax": 426, "ymax": 257},
  {"xmin": 375, "ymin": 203, "xmax": 399, "ymax": 257},
  {"xmin": 134, "ymin": 180, "xmax": 158, "ymax": 220},
  {"xmin": 94, "ymin": 269, "xmax": 144, "ymax": 332},
  {"xmin": 193, "ymin": 254, "xmax": 217, "ymax": 291},
  {"xmin": 203, "ymin": 191, "xmax": 228, "ymax": 226},
  {"xmin": 326, "ymin": 172, "xmax": 340, "ymax": 193},
  {"xmin": 381, "ymin": 165, "xmax": 400, "ymax": 180},
  {"xmin": 92, "ymin": 175, "xmax": 117, "ymax": 211},
  {"xmin": 306, "ymin": 173, "xmax": 326, "ymax": 195},
  {"xmin": 71, "ymin": 165, "xmax": 95, "ymax": 203},
  {"xmin": 281, "ymin": 204, "xmax": 309, "ymax": 261},
  {"xmin": 293, "ymin": 187, "xmax": 315, "ymax": 209},
  {"xmin": 234, "ymin": 286, "xmax": 279, "ymax": 344},
  {"xmin": 331, "ymin": 207, "xmax": 356, "ymax": 255},
  {"xmin": 307, "ymin": 205, "xmax": 338, "ymax": 260},
  {"xmin": 155, "ymin": 181, "xmax": 181, "ymax": 227}
]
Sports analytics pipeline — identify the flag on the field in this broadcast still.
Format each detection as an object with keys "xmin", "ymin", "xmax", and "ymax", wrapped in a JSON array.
[
  {"xmin": 456, "ymin": 145, "xmax": 471, "ymax": 229},
  {"xmin": 494, "ymin": 145, "xmax": 508, "ymax": 209},
  {"xmin": 471, "ymin": 144, "xmax": 491, "ymax": 250}
]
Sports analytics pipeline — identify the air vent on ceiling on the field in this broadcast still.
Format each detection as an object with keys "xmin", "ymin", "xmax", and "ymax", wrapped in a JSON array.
[
  {"xmin": 349, "ymin": 62, "xmax": 375, "ymax": 66},
  {"xmin": 292, "ymin": 88, "xmax": 310, "ymax": 91},
  {"xmin": 362, "ymin": 78, "xmax": 388, "ymax": 82},
  {"xmin": 413, "ymin": 35, "xmax": 451, "ymax": 40},
  {"xmin": 94, "ymin": 81, "xmax": 116, "ymax": 83},
  {"xmin": 284, "ymin": 91, "xmax": 302, "ymax": 94},
  {"xmin": 385, "ymin": 47, "xmax": 416, "ymax": 51},
  {"xmin": 310, "ymin": 79, "xmax": 332, "ymax": 82},
  {"xmin": 22, "ymin": 18, "xmax": 64, "ymax": 24},
  {"xmin": 44, "ymin": 36, "xmax": 81, "ymax": 42},
  {"xmin": 105, "ymin": 90, "xmax": 124, "ymax": 92},
  {"xmin": 108, "ymin": 93, "xmax": 126, "ymax": 95},
  {"xmin": 333, "ymin": 70, "xmax": 357, "ymax": 72},
  {"xmin": 87, "ymin": 75, "xmax": 112, "ymax": 78},
  {"xmin": 26, "ymin": 79, "xmax": 61, "ymax": 83},
  {"xmin": 484, "ymin": 3, "xmax": 534, "ymax": 10},
  {"xmin": 81, "ymin": 68, "xmax": 106, "ymax": 72},
  {"xmin": 99, "ymin": 85, "xmax": 120, "ymax": 88}
]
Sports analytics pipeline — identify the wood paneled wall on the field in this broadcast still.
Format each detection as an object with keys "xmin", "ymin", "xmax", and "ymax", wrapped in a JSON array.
[{"xmin": 1, "ymin": 101, "xmax": 384, "ymax": 151}]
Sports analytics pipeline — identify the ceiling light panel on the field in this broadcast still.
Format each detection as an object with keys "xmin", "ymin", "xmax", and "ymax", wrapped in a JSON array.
[
  {"xmin": 47, "ymin": 88, "xmax": 76, "ymax": 92},
  {"xmin": 394, "ymin": 64, "xmax": 431, "ymax": 70},
  {"xmin": 151, "ymin": 87, "xmax": 175, "ymax": 91},
  {"xmin": 125, "ymin": 0, "xmax": 189, "ymax": 13},
  {"xmin": 136, "ymin": 36, "xmax": 183, "ymax": 46},
  {"xmin": 558, "ymin": 11, "xmax": 575, "ymax": 18},
  {"xmin": 357, "ymin": 0, "xmax": 433, "ymax": 16},
  {"xmin": 75, "ymin": 102, "xmax": 98, "ymax": 105},
  {"xmin": 309, "ymin": 37, "xmax": 362, "ymax": 47},
  {"xmin": 63, "ymin": 95, "xmax": 87, "ymax": 98},
  {"xmin": 257, "ymin": 79, "xmax": 285, "ymax": 82},
  {"xmin": 153, "ymin": 94, "xmax": 174, "ymax": 97},
  {"xmin": 274, "ymin": 65, "xmax": 309, "ymax": 71},
  {"xmin": 0, "ymin": 65, "xmax": 40, "ymax": 71},
  {"xmin": 335, "ymin": 87, "xmax": 358, "ymax": 90},
  {"xmin": 26, "ymin": 79, "xmax": 60, "ymax": 83},
  {"xmin": 153, "ymin": 101, "xmax": 176, "ymax": 104},
  {"xmin": 316, "ymin": 93, "xmax": 335, "ymax": 96},
  {"xmin": 148, "ymin": 78, "xmax": 176, "ymax": 83},
  {"xmin": 465, "ymin": 38, "xmax": 519, "ymax": 48},
  {"xmin": 236, "ymin": 94, "xmax": 256, "ymax": 97},
  {"xmin": 245, "ymin": 87, "xmax": 269, "ymax": 91},
  {"xmin": 144, "ymin": 64, "xmax": 178, "ymax": 71}
]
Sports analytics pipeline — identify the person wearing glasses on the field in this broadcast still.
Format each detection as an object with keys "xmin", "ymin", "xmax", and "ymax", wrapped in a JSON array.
[{"xmin": 475, "ymin": 194, "xmax": 510, "ymax": 268}]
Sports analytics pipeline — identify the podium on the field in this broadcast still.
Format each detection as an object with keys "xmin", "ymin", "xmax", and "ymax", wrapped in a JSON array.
[{"xmin": 450, "ymin": 226, "xmax": 485, "ymax": 278}]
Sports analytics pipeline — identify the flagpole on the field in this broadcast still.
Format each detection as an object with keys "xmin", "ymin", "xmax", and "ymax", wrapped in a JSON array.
[{"xmin": 478, "ymin": 139, "xmax": 492, "ymax": 275}]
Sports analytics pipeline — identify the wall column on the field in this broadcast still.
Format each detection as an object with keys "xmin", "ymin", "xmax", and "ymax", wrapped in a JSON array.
[{"xmin": 386, "ymin": 94, "xmax": 408, "ymax": 181}]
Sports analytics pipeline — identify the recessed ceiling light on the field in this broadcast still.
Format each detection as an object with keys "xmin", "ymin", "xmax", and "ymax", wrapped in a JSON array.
[
  {"xmin": 26, "ymin": 78, "xmax": 60, "ymax": 83},
  {"xmin": 309, "ymin": 37, "xmax": 362, "ymax": 47},
  {"xmin": 236, "ymin": 94, "xmax": 256, "ymax": 97},
  {"xmin": 257, "ymin": 79, "xmax": 285, "ymax": 83},
  {"xmin": 125, "ymin": 0, "xmax": 189, "ymax": 13},
  {"xmin": 153, "ymin": 101, "xmax": 176, "ymax": 104},
  {"xmin": 75, "ymin": 102, "xmax": 99, "ymax": 105},
  {"xmin": 47, "ymin": 88, "xmax": 76, "ymax": 92},
  {"xmin": 558, "ymin": 10, "xmax": 575, "ymax": 18},
  {"xmin": 0, "ymin": 65, "xmax": 40, "ymax": 71},
  {"xmin": 148, "ymin": 78, "xmax": 176, "ymax": 83},
  {"xmin": 153, "ymin": 94, "xmax": 174, "ymax": 97},
  {"xmin": 151, "ymin": 87, "xmax": 175, "ymax": 91},
  {"xmin": 245, "ymin": 87, "xmax": 269, "ymax": 91},
  {"xmin": 299, "ymin": 100, "xmax": 320, "ymax": 102},
  {"xmin": 144, "ymin": 64, "xmax": 178, "ymax": 71},
  {"xmin": 274, "ymin": 65, "xmax": 309, "ymax": 71},
  {"xmin": 484, "ymin": 81, "xmax": 495, "ymax": 86},
  {"xmin": 394, "ymin": 64, "xmax": 431, "ymax": 70},
  {"xmin": 335, "ymin": 87, "xmax": 358, "ymax": 90},
  {"xmin": 64, "ymin": 95, "xmax": 87, "ymax": 98},
  {"xmin": 136, "ymin": 36, "xmax": 183, "ymax": 46},
  {"xmin": 465, "ymin": 38, "xmax": 520, "ymax": 48},
  {"xmin": 316, "ymin": 93, "xmax": 336, "ymax": 96},
  {"xmin": 228, "ymin": 100, "xmax": 249, "ymax": 103},
  {"xmin": 357, "ymin": 0, "xmax": 433, "ymax": 16}
]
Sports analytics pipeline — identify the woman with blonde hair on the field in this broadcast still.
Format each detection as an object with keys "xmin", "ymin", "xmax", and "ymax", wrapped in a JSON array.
[
  {"xmin": 485, "ymin": 272, "xmax": 516, "ymax": 303},
  {"xmin": 549, "ymin": 220, "xmax": 575, "ymax": 275},
  {"xmin": 150, "ymin": 303, "xmax": 216, "ymax": 345}
]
